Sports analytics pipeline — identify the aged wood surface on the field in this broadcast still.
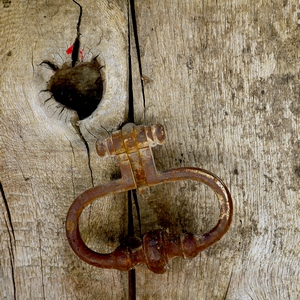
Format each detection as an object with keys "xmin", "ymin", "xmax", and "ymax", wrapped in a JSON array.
[
  {"xmin": 0, "ymin": 0, "xmax": 299, "ymax": 299},
  {"xmin": 0, "ymin": 0, "xmax": 129, "ymax": 299}
]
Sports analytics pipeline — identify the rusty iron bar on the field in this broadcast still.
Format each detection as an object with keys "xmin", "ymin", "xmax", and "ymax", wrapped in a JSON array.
[{"xmin": 66, "ymin": 123, "xmax": 233, "ymax": 274}]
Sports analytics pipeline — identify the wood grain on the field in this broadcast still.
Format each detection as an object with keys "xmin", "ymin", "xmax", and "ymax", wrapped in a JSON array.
[
  {"xmin": 132, "ymin": 0, "xmax": 300, "ymax": 299},
  {"xmin": 0, "ymin": 0, "xmax": 128, "ymax": 299},
  {"xmin": 0, "ymin": 0, "xmax": 299, "ymax": 299}
]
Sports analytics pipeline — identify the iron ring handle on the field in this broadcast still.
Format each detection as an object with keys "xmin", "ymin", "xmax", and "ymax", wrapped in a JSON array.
[{"xmin": 66, "ymin": 167, "xmax": 232, "ymax": 274}]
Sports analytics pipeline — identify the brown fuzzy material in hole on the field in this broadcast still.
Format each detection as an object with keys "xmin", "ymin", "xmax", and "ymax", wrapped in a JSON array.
[{"xmin": 46, "ymin": 57, "xmax": 103, "ymax": 120}]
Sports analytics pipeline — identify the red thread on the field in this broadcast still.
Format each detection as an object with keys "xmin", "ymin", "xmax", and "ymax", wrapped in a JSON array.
[
  {"xmin": 66, "ymin": 43, "xmax": 84, "ymax": 61},
  {"xmin": 66, "ymin": 44, "xmax": 74, "ymax": 55},
  {"xmin": 79, "ymin": 49, "xmax": 84, "ymax": 61}
]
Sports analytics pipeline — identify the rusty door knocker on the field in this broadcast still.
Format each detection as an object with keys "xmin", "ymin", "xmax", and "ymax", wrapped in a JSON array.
[{"xmin": 66, "ymin": 123, "xmax": 233, "ymax": 274}]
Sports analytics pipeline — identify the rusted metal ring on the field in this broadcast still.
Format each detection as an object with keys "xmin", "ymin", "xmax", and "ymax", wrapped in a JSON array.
[
  {"xmin": 65, "ymin": 123, "xmax": 233, "ymax": 274},
  {"xmin": 66, "ymin": 168, "xmax": 232, "ymax": 273}
]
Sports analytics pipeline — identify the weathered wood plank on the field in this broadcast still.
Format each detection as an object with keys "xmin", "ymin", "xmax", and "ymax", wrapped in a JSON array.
[
  {"xmin": 132, "ymin": 0, "xmax": 300, "ymax": 299},
  {"xmin": 0, "ymin": 0, "xmax": 128, "ymax": 299}
]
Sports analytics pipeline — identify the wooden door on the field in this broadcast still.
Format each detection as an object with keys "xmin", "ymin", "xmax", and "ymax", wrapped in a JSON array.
[{"xmin": 1, "ymin": 0, "xmax": 299, "ymax": 299}]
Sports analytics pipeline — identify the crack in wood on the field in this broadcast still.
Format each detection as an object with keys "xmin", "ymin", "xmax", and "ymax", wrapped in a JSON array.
[
  {"xmin": 74, "ymin": 125, "xmax": 96, "ymax": 234},
  {"xmin": 129, "ymin": 0, "xmax": 145, "ymax": 112},
  {"xmin": 127, "ymin": 0, "xmax": 145, "ymax": 298},
  {"xmin": 71, "ymin": 124, "xmax": 95, "ymax": 187},
  {"xmin": 8, "ymin": 246, "xmax": 16, "ymax": 300},
  {"xmin": 0, "ymin": 182, "xmax": 15, "ymax": 241},
  {"xmin": 71, "ymin": 0, "xmax": 83, "ymax": 67},
  {"xmin": 38, "ymin": 221, "xmax": 46, "ymax": 300},
  {"xmin": 0, "ymin": 182, "xmax": 16, "ymax": 299},
  {"xmin": 223, "ymin": 269, "xmax": 233, "ymax": 300}
]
